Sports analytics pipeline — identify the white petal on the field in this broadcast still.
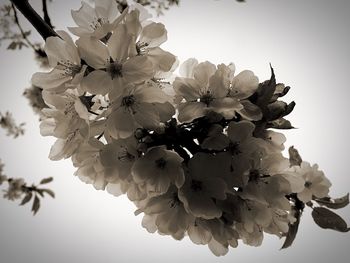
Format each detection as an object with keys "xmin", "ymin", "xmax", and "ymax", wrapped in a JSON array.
[
  {"xmin": 178, "ymin": 102, "xmax": 206, "ymax": 123},
  {"xmin": 81, "ymin": 70, "xmax": 112, "ymax": 95},
  {"xmin": 227, "ymin": 120, "xmax": 255, "ymax": 143},
  {"xmin": 238, "ymin": 100, "xmax": 263, "ymax": 121},
  {"xmin": 107, "ymin": 108, "xmax": 136, "ymax": 139},
  {"xmin": 140, "ymin": 22, "xmax": 167, "ymax": 48},
  {"xmin": 231, "ymin": 70, "xmax": 259, "ymax": 99},
  {"xmin": 210, "ymin": 97, "xmax": 243, "ymax": 119},
  {"xmin": 179, "ymin": 58, "xmax": 198, "ymax": 78},
  {"xmin": 71, "ymin": 2, "xmax": 96, "ymax": 29},
  {"xmin": 76, "ymin": 37, "xmax": 109, "ymax": 69},
  {"xmin": 134, "ymin": 85, "xmax": 171, "ymax": 103},
  {"xmin": 193, "ymin": 61, "xmax": 216, "ymax": 87},
  {"xmin": 31, "ymin": 69, "xmax": 70, "ymax": 91},
  {"xmin": 107, "ymin": 24, "xmax": 132, "ymax": 62},
  {"xmin": 147, "ymin": 47, "xmax": 176, "ymax": 72},
  {"xmin": 45, "ymin": 35, "xmax": 80, "ymax": 67},
  {"xmin": 134, "ymin": 103, "xmax": 160, "ymax": 129},
  {"xmin": 123, "ymin": 56, "xmax": 154, "ymax": 83},
  {"xmin": 95, "ymin": 0, "xmax": 120, "ymax": 22}
]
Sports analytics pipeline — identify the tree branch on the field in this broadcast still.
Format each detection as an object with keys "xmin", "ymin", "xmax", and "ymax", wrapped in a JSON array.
[
  {"xmin": 10, "ymin": 0, "xmax": 57, "ymax": 40},
  {"xmin": 42, "ymin": 0, "xmax": 54, "ymax": 29},
  {"xmin": 10, "ymin": 3, "xmax": 37, "ymax": 51}
]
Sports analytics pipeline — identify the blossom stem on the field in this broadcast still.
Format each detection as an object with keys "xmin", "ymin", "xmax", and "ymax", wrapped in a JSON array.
[
  {"xmin": 42, "ymin": 0, "xmax": 54, "ymax": 29},
  {"xmin": 10, "ymin": 0, "xmax": 58, "ymax": 40},
  {"xmin": 10, "ymin": 3, "xmax": 38, "ymax": 51}
]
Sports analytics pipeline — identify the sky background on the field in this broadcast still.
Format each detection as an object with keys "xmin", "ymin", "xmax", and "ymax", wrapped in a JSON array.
[{"xmin": 0, "ymin": 0, "xmax": 350, "ymax": 262}]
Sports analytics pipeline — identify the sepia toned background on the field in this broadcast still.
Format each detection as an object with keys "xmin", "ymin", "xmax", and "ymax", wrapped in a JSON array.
[{"xmin": 0, "ymin": 0, "xmax": 349, "ymax": 262}]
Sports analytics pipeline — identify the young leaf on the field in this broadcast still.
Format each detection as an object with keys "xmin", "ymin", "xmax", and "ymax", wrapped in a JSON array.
[
  {"xmin": 312, "ymin": 207, "xmax": 350, "ymax": 232},
  {"xmin": 40, "ymin": 177, "xmax": 53, "ymax": 184},
  {"xmin": 256, "ymin": 66, "xmax": 276, "ymax": 112},
  {"xmin": 281, "ymin": 209, "xmax": 301, "ymax": 249},
  {"xmin": 42, "ymin": 188, "xmax": 55, "ymax": 198},
  {"xmin": 267, "ymin": 118, "xmax": 294, "ymax": 129},
  {"xmin": 288, "ymin": 146, "xmax": 302, "ymax": 166},
  {"xmin": 20, "ymin": 192, "xmax": 33, "ymax": 206},
  {"xmin": 315, "ymin": 193, "xmax": 349, "ymax": 210},
  {"xmin": 31, "ymin": 195, "xmax": 40, "ymax": 215}
]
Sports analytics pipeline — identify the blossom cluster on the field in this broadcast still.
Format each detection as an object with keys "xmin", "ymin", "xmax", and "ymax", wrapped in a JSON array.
[
  {"xmin": 31, "ymin": 0, "xmax": 348, "ymax": 256},
  {"xmin": 0, "ymin": 111, "xmax": 25, "ymax": 138}
]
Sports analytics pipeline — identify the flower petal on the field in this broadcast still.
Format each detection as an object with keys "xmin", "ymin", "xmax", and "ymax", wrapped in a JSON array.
[
  {"xmin": 81, "ymin": 70, "xmax": 112, "ymax": 95},
  {"xmin": 178, "ymin": 102, "xmax": 206, "ymax": 123},
  {"xmin": 76, "ymin": 37, "xmax": 109, "ymax": 69}
]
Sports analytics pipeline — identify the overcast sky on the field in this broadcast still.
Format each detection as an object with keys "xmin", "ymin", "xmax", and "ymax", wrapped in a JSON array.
[{"xmin": 0, "ymin": 0, "xmax": 349, "ymax": 262}]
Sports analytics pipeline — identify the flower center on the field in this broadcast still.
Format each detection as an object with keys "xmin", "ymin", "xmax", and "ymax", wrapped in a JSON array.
[
  {"xmin": 191, "ymin": 179, "xmax": 203, "ymax": 192},
  {"xmin": 90, "ymin": 17, "xmax": 108, "ymax": 30},
  {"xmin": 169, "ymin": 192, "xmax": 181, "ymax": 208},
  {"xmin": 107, "ymin": 60, "xmax": 123, "ymax": 79},
  {"xmin": 304, "ymin": 181, "xmax": 312, "ymax": 188},
  {"xmin": 155, "ymin": 157, "xmax": 167, "ymax": 169},
  {"xmin": 121, "ymin": 95, "xmax": 136, "ymax": 108},
  {"xmin": 199, "ymin": 91, "xmax": 214, "ymax": 106},
  {"xmin": 228, "ymin": 142, "xmax": 241, "ymax": 155},
  {"xmin": 58, "ymin": 60, "xmax": 81, "ymax": 77},
  {"xmin": 117, "ymin": 146, "xmax": 135, "ymax": 162}
]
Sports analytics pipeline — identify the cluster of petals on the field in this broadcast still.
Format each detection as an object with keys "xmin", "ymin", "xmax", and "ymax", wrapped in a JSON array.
[{"xmin": 31, "ymin": 0, "xmax": 335, "ymax": 257}]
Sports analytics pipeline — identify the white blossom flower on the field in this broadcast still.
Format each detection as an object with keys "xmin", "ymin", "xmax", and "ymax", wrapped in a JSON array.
[
  {"xmin": 72, "ymin": 139, "xmax": 107, "ymax": 190},
  {"xmin": 77, "ymin": 24, "xmax": 154, "ymax": 98},
  {"xmin": 132, "ymin": 147, "xmax": 184, "ymax": 197},
  {"xmin": 291, "ymin": 161, "xmax": 332, "ymax": 202},
  {"xmin": 106, "ymin": 82, "xmax": 170, "ymax": 139},
  {"xmin": 178, "ymin": 153, "xmax": 229, "ymax": 219},
  {"xmin": 3, "ymin": 178, "xmax": 25, "ymax": 201},
  {"xmin": 69, "ymin": 0, "xmax": 125, "ymax": 39},
  {"xmin": 32, "ymin": 31, "xmax": 86, "ymax": 92},
  {"xmin": 135, "ymin": 186, "xmax": 194, "ymax": 240},
  {"xmin": 174, "ymin": 60, "xmax": 243, "ymax": 123}
]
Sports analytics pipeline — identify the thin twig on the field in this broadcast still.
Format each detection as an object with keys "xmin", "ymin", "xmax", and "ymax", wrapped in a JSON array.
[
  {"xmin": 11, "ymin": 3, "xmax": 38, "ymax": 51},
  {"xmin": 42, "ymin": 0, "xmax": 53, "ymax": 29},
  {"xmin": 10, "ymin": 0, "xmax": 58, "ymax": 40}
]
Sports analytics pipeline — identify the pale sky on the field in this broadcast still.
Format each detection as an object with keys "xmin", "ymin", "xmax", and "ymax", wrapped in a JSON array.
[{"xmin": 0, "ymin": 0, "xmax": 349, "ymax": 262}]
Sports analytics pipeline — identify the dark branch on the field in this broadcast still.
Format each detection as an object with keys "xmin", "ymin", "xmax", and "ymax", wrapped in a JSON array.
[
  {"xmin": 10, "ymin": 0, "xmax": 57, "ymax": 40},
  {"xmin": 42, "ymin": 0, "xmax": 54, "ymax": 29}
]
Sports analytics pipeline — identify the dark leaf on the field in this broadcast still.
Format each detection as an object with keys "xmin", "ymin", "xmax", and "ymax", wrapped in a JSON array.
[
  {"xmin": 42, "ymin": 188, "xmax": 55, "ymax": 198},
  {"xmin": 270, "ymin": 84, "xmax": 290, "ymax": 102},
  {"xmin": 7, "ymin": 41, "xmax": 17, "ymax": 50},
  {"xmin": 267, "ymin": 118, "xmax": 294, "ymax": 129},
  {"xmin": 40, "ymin": 177, "xmax": 53, "ymax": 184},
  {"xmin": 256, "ymin": 65, "xmax": 276, "ymax": 113},
  {"xmin": 315, "ymin": 193, "xmax": 349, "ymax": 210},
  {"xmin": 312, "ymin": 207, "xmax": 350, "ymax": 232},
  {"xmin": 36, "ymin": 189, "xmax": 44, "ymax": 197},
  {"xmin": 20, "ymin": 192, "xmax": 33, "ymax": 206},
  {"xmin": 288, "ymin": 146, "xmax": 302, "ymax": 166},
  {"xmin": 31, "ymin": 195, "xmax": 40, "ymax": 215},
  {"xmin": 281, "ymin": 208, "xmax": 301, "ymax": 249}
]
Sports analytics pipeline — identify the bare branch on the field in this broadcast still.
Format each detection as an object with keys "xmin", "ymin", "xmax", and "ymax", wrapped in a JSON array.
[{"xmin": 10, "ymin": 0, "xmax": 57, "ymax": 40}]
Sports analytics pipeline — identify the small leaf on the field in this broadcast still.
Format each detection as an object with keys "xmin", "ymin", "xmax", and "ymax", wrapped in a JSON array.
[
  {"xmin": 281, "ymin": 208, "xmax": 301, "ymax": 249},
  {"xmin": 312, "ymin": 207, "xmax": 350, "ymax": 232},
  {"xmin": 7, "ymin": 41, "xmax": 17, "ymax": 50},
  {"xmin": 256, "ymin": 65, "xmax": 276, "ymax": 112},
  {"xmin": 20, "ymin": 192, "xmax": 33, "ymax": 206},
  {"xmin": 316, "ymin": 193, "xmax": 349, "ymax": 210},
  {"xmin": 31, "ymin": 195, "xmax": 41, "ymax": 215},
  {"xmin": 40, "ymin": 177, "xmax": 53, "ymax": 184},
  {"xmin": 42, "ymin": 188, "xmax": 55, "ymax": 198},
  {"xmin": 267, "ymin": 118, "xmax": 294, "ymax": 129},
  {"xmin": 288, "ymin": 146, "xmax": 302, "ymax": 166}
]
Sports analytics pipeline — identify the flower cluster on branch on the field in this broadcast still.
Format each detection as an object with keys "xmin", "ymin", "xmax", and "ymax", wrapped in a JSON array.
[{"xmin": 9, "ymin": 0, "xmax": 349, "ymax": 256}]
